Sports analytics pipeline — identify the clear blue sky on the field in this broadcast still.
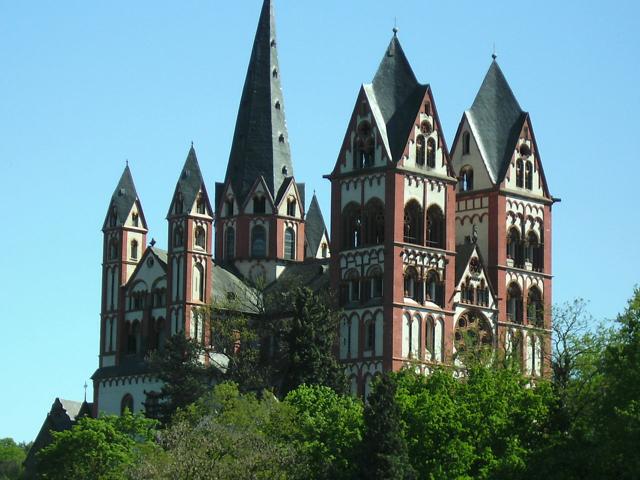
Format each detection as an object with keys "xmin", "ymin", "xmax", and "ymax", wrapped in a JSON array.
[{"xmin": 1, "ymin": 0, "xmax": 638, "ymax": 442}]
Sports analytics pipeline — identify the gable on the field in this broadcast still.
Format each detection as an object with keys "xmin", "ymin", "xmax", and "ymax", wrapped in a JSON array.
[
  {"xmin": 455, "ymin": 243, "xmax": 497, "ymax": 309},
  {"xmin": 125, "ymin": 247, "xmax": 167, "ymax": 290},
  {"xmin": 451, "ymin": 114, "xmax": 495, "ymax": 191}
]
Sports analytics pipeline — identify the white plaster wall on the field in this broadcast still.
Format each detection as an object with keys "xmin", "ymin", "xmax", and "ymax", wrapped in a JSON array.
[
  {"xmin": 341, "ymin": 181, "xmax": 362, "ymax": 209},
  {"xmin": 451, "ymin": 116, "xmax": 494, "ymax": 190},
  {"xmin": 244, "ymin": 183, "xmax": 274, "ymax": 215},
  {"xmin": 97, "ymin": 378, "xmax": 164, "ymax": 416},
  {"xmin": 276, "ymin": 183, "xmax": 302, "ymax": 218},
  {"xmin": 503, "ymin": 139, "xmax": 546, "ymax": 198}
]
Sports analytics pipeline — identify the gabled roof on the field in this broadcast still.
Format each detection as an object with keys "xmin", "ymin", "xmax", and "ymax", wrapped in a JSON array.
[
  {"xmin": 264, "ymin": 261, "xmax": 330, "ymax": 296},
  {"xmin": 223, "ymin": 0, "xmax": 294, "ymax": 205},
  {"xmin": 103, "ymin": 165, "xmax": 141, "ymax": 229},
  {"xmin": 305, "ymin": 194, "xmax": 328, "ymax": 256},
  {"xmin": 467, "ymin": 60, "xmax": 527, "ymax": 183},
  {"xmin": 167, "ymin": 145, "xmax": 209, "ymax": 217},
  {"xmin": 454, "ymin": 242, "xmax": 497, "ymax": 298},
  {"xmin": 366, "ymin": 35, "xmax": 428, "ymax": 162}
]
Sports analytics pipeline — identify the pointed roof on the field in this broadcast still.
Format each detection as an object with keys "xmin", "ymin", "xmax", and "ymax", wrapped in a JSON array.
[
  {"xmin": 224, "ymin": 0, "xmax": 294, "ymax": 205},
  {"xmin": 305, "ymin": 194, "xmax": 328, "ymax": 256},
  {"xmin": 104, "ymin": 165, "xmax": 140, "ymax": 228},
  {"xmin": 367, "ymin": 35, "xmax": 428, "ymax": 161},
  {"xmin": 467, "ymin": 60, "xmax": 526, "ymax": 183},
  {"xmin": 168, "ymin": 145, "xmax": 207, "ymax": 217}
]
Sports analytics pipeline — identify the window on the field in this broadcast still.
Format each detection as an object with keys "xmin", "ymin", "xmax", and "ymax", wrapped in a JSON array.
[
  {"xmin": 173, "ymin": 225, "xmax": 184, "ymax": 248},
  {"xmin": 462, "ymin": 131, "xmax": 470, "ymax": 155},
  {"xmin": 426, "ymin": 205, "xmax": 445, "ymax": 249},
  {"xmin": 225, "ymin": 227, "xmax": 235, "ymax": 260},
  {"xmin": 363, "ymin": 198, "xmax": 384, "ymax": 245},
  {"xmin": 130, "ymin": 240, "xmax": 138, "ymax": 259},
  {"xmin": 120, "ymin": 394, "xmax": 134, "ymax": 415},
  {"xmin": 403, "ymin": 314, "xmax": 420, "ymax": 358},
  {"xmin": 251, "ymin": 225, "xmax": 267, "ymax": 258},
  {"xmin": 284, "ymin": 227, "xmax": 295, "ymax": 260},
  {"xmin": 345, "ymin": 270, "xmax": 360, "ymax": 302},
  {"xmin": 527, "ymin": 287, "xmax": 544, "ymax": 327},
  {"xmin": 425, "ymin": 317, "xmax": 435, "ymax": 360},
  {"xmin": 403, "ymin": 200, "xmax": 423, "ymax": 245},
  {"xmin": 196, "ymin": 194, "xmax": 206, "ymax": 214},
  {"xmin": 525, "ymin": 161, "xmax": 533, "ymax": 190},
  {"xmin": 454, "ymin": 311, "xmax": 493, "ymax": 361},
  {"xmin": 519, "ymin": 143, "xmax": 531, "ymax": 156},
  {"xmin": 420, "ymin": 120, "xmax": 433, "ymax": 135},
  {"xmin": 253, "ymin": 196, "xmax": 266, "ymax": 214},
  {"xmin": 416, "ymin": 135, "xmax": 426, "ymax": 166},
  {"xmin": 342, "ymin": 203, "xmax": 361, "ymax": 249},
  {"xmin": 426, "ymin": 270, "xmax": 443, "ymax": 307},
  {"xmin": 225, "ymin": 199, "xmax": 234, "ymax": 217},
  {"xmin": 364, "ymin": 318, "xmax": 375, "ymax": 351},
  {"xmin": 516, "ymin": 159, "xmax": 524, "ymax": 188},
  {"xmin": 132, "ymin": 213, "xmax": 139, "ymax": 227},
  {"xmin": 193, "ymin": 263, "xmax": 204, "ymax": 302},
  {"xmin": 368, "ymin": 266, "xmax": 383, "ymax": 299},
  {"xmin": 460, "ymin": 166, "xmax": 474, "ymax": 191},
  {"xmin": 287, "ymin": 198, "xmax": 296, "ymax": 217},
  {"xmin": 507, "ymin": 283, "xmax": 523, "ymax": 324},
  {"xmin": 526, "ymin": 231, "xmax": 542, "ymax": 270},
  {"xmin": 126, "ymin": 321, "xmax": 140, "ymax": 354},
  {"xmin": 426, "ymin": 138, "xmax": 436, "ymax": 168},
  {"xmin": 109, "ymin": 239, "xmax": 118, "ymax": 260},
  {"xmin": 404, "ymin": 267, "xmax": 421, "ymax": 302},
  {"xmin": 507, "ymin": 227, "xmax": 523, "ymax": 267},
  {"xmin": 195, "ymin": 226, "xmax": 206, "ymax": 249},
  {"xmin": 321, "ymin": 243, "xmax": 328, "ymax": 258},
  {"xmin": 354, "ymin": 121, "xmax": 374, "ymax": 169}
]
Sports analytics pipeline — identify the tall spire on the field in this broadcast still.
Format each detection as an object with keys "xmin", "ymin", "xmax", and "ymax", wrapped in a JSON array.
[
  {"xmin": 224, "ymin": 0, "xmax": 293, "ymax": 204},
  {"xmin": 168, "ymin": 144, "xmax": 207, "ymax": 217},
  {"xmin": 103, "ymin": 164, "xmax": 139, "ymax": 229},
  {"xmin": 468, "ymin": 60, "xmax": 525, "ymax": 182}
]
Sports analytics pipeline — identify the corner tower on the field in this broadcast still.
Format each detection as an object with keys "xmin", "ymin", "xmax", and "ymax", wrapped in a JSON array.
[
  {"xmin": 450, "ymin": 59, "xmax": 555, "ymax": 376},
  {"xmin": 215, "ymin": 0, "xmax": 305, "ymax": 284},
  {"xmin": 326, "ymin": 33, "xmax": 458, "ymax": 395}
]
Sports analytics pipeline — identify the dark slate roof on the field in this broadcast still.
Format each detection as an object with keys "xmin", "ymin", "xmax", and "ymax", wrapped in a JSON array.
[
  {"xmin": 369, "ymin": 35, "xmax": 428, "ymax": 162},
  {"xmin": 103, "ymin": 165, "xmax": 139, "ymax": 229},
  {"xmin": 305, "ymin": 194, "xmax": 328, "ymax": 256},
  {"xmin": 264, "ymin": 261, "xmax": 330, "ymax": 296},
  {"xmin": 168, "ymin": 146, "xmax": 207, "ymax": 217},
  {"xmin": 92, "ymin": 358, "xmax": 151, "ymax": 381},
  {"xmin": 150, "ymin": 246, "xmax": 168, "ymax": 266},
  {"xmin": 212, "ymin": 263, "xmax": 259, "ymax": 314},
  {"xmin": 467, "ymin": 60, "xmax": 526, "ymax": 183},
  {"xmin": 455, "ymin": 242, "xmax": 477, "ymax": 285},
  {"xmin": 223, "ymin": 0, "xmax": 294, "ymax": 205}
]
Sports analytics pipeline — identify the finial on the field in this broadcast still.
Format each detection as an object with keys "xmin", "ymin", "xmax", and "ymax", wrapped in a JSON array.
[
  {"xmin": 83, "ymin": 382, "xmax": 88, "ymax": 402},
  {"xmin": 191, "ymin": 140, "xmax": 194, "ymax": 148},
  {"xmin": 150, "ymin": 238, "xmax": 156, "ymax": 247},
  {"xmin": 126, "ymin": 159, "xmax": 129, "ymax": 167},
  {"xmin": 492, "ymin": 42, "xmax": 497, "ymax": 60},
  {"xmin": 393, "ymin": 17, "xmax": 398, "ymax": 36}
]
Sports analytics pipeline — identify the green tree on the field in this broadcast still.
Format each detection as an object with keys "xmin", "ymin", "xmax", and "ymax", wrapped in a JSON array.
[
  {"xmin": 0, "ymin": 438, "xmax": 27, "ymax": 480},
  {"xmin": 36, "ymin": 412, "xmax": 157, "ymax": 480},
  {"xmin": 285, "ymin": 384, "xmax": 363, "ymax": 480},
  {"xmin": 361, "ymin": 373, "xmax": 415, "ymax": 480}
]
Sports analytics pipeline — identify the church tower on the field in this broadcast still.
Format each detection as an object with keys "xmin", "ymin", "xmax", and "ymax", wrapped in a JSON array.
[
  {"xmin": 327, "ymin": 33, "xmax": 458, "ymax": 396},
  {"xmin": 450, "ymin": 59, "xmax": 555, "ymax": 376},
  {"xmin": 215, "ymin": 0, "xmax": 306, "ymax": 284},
  {"xmin": 99, "ymin": 165, "xmax": 148, "ymax": 369},
  {"xmin": 166, "ymin": 146, "xmax": 214, "ymax": 342}
]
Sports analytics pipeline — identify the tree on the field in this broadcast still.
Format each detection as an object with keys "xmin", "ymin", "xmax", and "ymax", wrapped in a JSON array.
[
  {"xmin": 149, "ymin": 334, "xmax": 217, "ymax": 423},
  {"xmin": 129, "ymin": 383, "xmax": 300, "ymax": 480},
  {"xmin": 361, "ymin": 373, "xmax": 415, "ymax": 480},
  {"xmin": 0, "ymin": 438, "xmax": 28, "ymax": 480},
  {"xmin": 36, "ymin": 412, "xmax": 157, "ymax": 480},
  {"xmin": 285, "ymin": 384, "xmax": 363, "ymax": 480},
  {"xmin": 266, "ymin": 286, "xmax": 347, "ymax": 396}
]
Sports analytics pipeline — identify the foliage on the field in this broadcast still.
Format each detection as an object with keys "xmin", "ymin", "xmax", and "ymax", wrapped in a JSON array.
[
  {"xmin": 0, "ymin": 438, "xmax": 28, "ymax": 480},
  {"xmin": 148, "ymin": 334, "xmax": 217, "ymax": 423},
  {"xmin": 285, "ymin": 384, "xmax": 363, "ymax": 480},
  {"xmin": 36, "ymin": 412, "xmax": 157, "ymax": 480},
  {"xmin": 361, "ymin": 373, "xmax": 415, "ymax": 480},
  {"xmin": 129, "ymin": 382, "xmax": 300, "ymax": 480}
]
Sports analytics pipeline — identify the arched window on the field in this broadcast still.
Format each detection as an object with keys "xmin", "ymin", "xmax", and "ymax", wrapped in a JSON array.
[
  {"xmin": 120, "ymin": 394, "xmax": 134, "ymax": 415},
  {"xmin": 154, "ymin": 317, "xmax": 166, "ymax": 351},
  {"xmin": 363, "ymin": 375, "xmax": 373, "ymax": 399},
  {"xmin": 193, "ymin": 263, "xmax": 204, "ymax": 302},
  {"xmin": 321, "ymin": 243, "xmax": 328, "ymax": 258},
  {"xmin": 403, "ymin": 200, "xmax": 423, "ymax": 245},
  {"xmin": 286, "ymin": 198, "xmax": 296, "ymax": 217},
  {"xmin": 426, "ymin": 205, "xmax": 445, "ymax": 249},
  {"xmin": 526, "ymin": 231, "xmax": 543, "ymax": 271},
  {"xmin": 225, "ymin": 199, "xmax": 234, "ymax": 217},
  {"xmin": 251, "ymin": 225, "xmax": 267, "ymax": 258},
  {"xmin": 525, "ymin": 161, "xmax": 533, "ymax": 190},
  {"xmin": 426, "ymin": 138, "xmax": 436, "ymax": 168},
  {"xmin": 404, "ymin": 267, "xmax": 421, "ymax": 302},
  {"xmin": 253, "ymin": 196, "xmax": 266, "ymax": 214},
  {"xmin": 434, "ymin": 318, "xmax": 444, "ymax": 362},
  {"xmin": 425, "ymin": 270, "xmax": 443, "ymax": 306},
  {"xmin": 130, "ymin": 240, "xmax": 138, "ymax": 260},
  {"xmin": 462, "ymin": 131, "xmax": 470, "ymax": 155},
  {"xmin": 460, "ymin": 166, "xmax": 474, "ymax": 191},
  {"xmin": 364, "ymin": 317, "xmax": 375, "ymax": 351},
  {"xmin": 368, "ymin": 265, "xmax": 383, "ymax": 299},
  {"xmin": 342, "ymin": 203, "xmax": 361, "ymax": 249},
  {"xmin": 109, "ymin": 239, "xmax": 118, "ymax": 260},
  {"xmin": 507, "ymin": 283, "xmax": 523, "ymax": 324},
  {"xmin": 345, "ymin": 270, "xmax": 360, "ymax": 303},
  {"xmin": 527, "ymin": 287, "xmax": 544, "ymax": 327},
  {"xmin": 132, "ymin": 212, "xmax": 139, "ymax": 227},
  {"xmin": 516, "ymin": 159, "xmax": 524, "ymax": 188},
  {"xmin": 173, "ymin": 225, "xmax": 184, "ymax": 248},
  {"xmin": 425, "ymin": 317, "xmax": 435, "ymax": 360},
  {"xmin": 354, "ymin": 121, "xmax": 374, "ymax": 169},
  {"xmin": 284, "ymin": 227, "xmax": 296, "ymax": 260},
  {"xmin": 225, "ymin": 227, "xmax": 235, "ymax": 260},
  {"xmin": 196, "ymin": 194, "xmax": 206, "ymax": 214},
  {"xmin": 507, "ymin": 227, "xmax": 523, "ymax": 267},
  {"xmin": 416, "ymin": 135, "xmax": 426, "ymax": 166},
  {"xmin": 127, "ymin": 321, "xmax": 141, "ymax": 354},
  {"xmin": 363, "ymin": 198, "xmax": 384, "ymax": 245},
  {"xmin": 454, "ymin": 311, "xmax": 493, "ymax": 362},
  {"xmin": 195, "ymin": 226, "xmax": 206, "ymax": 249}
]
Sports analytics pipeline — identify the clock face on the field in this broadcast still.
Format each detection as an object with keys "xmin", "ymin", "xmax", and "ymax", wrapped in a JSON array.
[{"xmin": 469, "ymin": 257, "xmax": 480, "ymax": 274}]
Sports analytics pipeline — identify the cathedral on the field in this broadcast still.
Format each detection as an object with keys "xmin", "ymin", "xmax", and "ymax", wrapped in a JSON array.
[{"xmin": 91, "ymin": 0, "xmax": 555, "ymax": 415}]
